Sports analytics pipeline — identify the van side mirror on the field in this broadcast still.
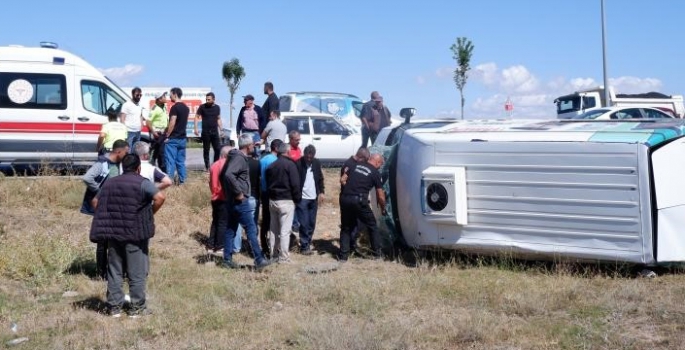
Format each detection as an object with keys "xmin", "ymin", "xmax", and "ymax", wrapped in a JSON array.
[{"xmin": 400, "ymin": 108, "xmax": 416, "ymax": 124}]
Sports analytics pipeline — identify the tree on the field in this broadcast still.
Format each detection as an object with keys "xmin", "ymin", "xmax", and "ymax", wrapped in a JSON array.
[
  {"xmin": 450, "ymin": 37, "xmax": 474, "ymax": 120},
  {"xmin": 221, "ymin": 58, "xmax": 246, "ymax": 126}
]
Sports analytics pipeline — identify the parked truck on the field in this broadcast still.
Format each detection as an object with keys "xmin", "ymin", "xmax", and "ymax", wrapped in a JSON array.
[
  {"xmin": 554, "ymin": 86, "xmax": 685, "ymax": 119},
  {"xmin": 371, "ymin": 110, "xmax": 685, "ymax": 265}
]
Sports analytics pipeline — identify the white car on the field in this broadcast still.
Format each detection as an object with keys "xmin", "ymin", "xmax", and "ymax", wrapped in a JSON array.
[
  {"xmin": 281, "ymin": 112, "xmax": 361, "ymax": 165},
  {"xmin": 573, "ymin": 106, "xmax": 675, "ymax": 120},
  {"xmin": 279, "ymin": 91, "xmax": 365, "ymax": 132}
]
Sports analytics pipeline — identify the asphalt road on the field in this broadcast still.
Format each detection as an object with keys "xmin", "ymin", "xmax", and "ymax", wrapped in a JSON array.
[
  {"xmin": 185, "ymin": 148, "xmax": 207, "ymax": 171},
  {"xmin": 0, "ymin": 148, "xmax": 209, "ymax": 176}
]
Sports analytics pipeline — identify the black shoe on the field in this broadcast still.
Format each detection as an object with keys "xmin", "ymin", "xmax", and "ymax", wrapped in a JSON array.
[
  {"xmin": 254, "ymin": 259, "xmax": 272, "ymax": 271},
  {"xmin": 300, "ymin": 248, "xmax": 314, "ymax": 256},
  {"xmin": 220, "ymin": 260, "xmax": 239, "ymax": 269},
  {"xmin": 128, "ymin": 307, "xmax": 152, "ymax": 318},
  {"xmin": 109, "ymin": 307, "xmax": 123, "ymax": 318},
  {"xmin": 350, "ymin": 248, "xmax": 365, "ymax": 258},
  {"xmin": 337, "ymin": 254, "xmax": 348, "ymax": 262}
]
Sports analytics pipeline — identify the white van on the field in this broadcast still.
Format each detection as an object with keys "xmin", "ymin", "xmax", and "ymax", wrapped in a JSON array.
[{"xmin": 0, "ymin": 42, "xmax": 131, "ymax": 168}]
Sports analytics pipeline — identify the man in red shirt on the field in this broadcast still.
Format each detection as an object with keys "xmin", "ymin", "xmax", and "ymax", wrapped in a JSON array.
[
  {"xmin": 287, "ymin": 130, "xmax": 302, "ymax": 162},
  {"xmin": 207, "ymin": 145, "xmax": 233, "ymax": 253}
]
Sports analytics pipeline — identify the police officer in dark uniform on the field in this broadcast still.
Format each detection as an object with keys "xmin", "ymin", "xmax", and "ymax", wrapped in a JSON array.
[{"xmin": 338, "ymin": 153, "xmax": 386, "ymax": 261}]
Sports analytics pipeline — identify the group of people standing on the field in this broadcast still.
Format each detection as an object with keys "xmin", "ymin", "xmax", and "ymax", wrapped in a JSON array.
[
  {"xmin": 97, "ymin": 86, "xmax": 196, "ymax": 185},
  {"xmin": 208, "ymin": 132, "xmax": 325, "ymax": 270},
  {"xmin": 82, "ymin": 83, "xmax": 391, "ymax": 318}
]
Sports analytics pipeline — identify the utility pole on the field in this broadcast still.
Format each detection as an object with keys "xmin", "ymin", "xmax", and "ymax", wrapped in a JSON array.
[{"xmin": 601, "ymin": 0, "xmax": 611, "ymax": 105}]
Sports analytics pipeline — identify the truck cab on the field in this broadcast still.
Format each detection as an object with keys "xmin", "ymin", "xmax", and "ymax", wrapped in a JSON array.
[
  {"xmin": 554, "ymin": 91, "xmax": 602, "ymax": 119},
  {"xmin": 555, "ymin": 86, "xmax": 685, "ymax": 119}
]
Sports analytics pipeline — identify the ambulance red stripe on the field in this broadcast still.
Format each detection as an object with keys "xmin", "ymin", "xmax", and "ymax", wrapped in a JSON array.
[{"xmin": 0, "ymin": 121, "xmax": 103, "ymax": 134}]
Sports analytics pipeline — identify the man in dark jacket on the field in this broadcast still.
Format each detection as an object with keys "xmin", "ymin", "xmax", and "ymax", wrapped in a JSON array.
[
  {"xmin": 340, "ymin": 146, "xmax": 370, "ymax": 256},
  {"xmin": 221, "ymin": 134, "xmax": 271, "ymax": 270},
  {"xmin": 338, "ymin": 153, "xmax": 386, "ymax": 261},
  {"xmin": 90, "ymin": 154, "xmax": 166, "ymax": 318},
  {"xmin": 266, "ymin": 142, "xmax": 302, "ymax": 263},
  {"xmin": 296, "ymin": 145, "xmax": 325, "ymax": 255},
  {"xmin": 82, "ymin": 139, "xmax": 129, "ymax": 280},
  {"xmin": 360, "ymin": 91, "xmax": 391, "ymax": 148},
  {"xmin": 235, "ymin": 94, "xmax": 266, "ymax": 142},
  {"xmin": 262, "ymin": 81, "xmax": 279, "ymax": 128}
]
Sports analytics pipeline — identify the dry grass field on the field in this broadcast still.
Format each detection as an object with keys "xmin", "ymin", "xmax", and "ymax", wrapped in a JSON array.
[{"xmin": 2, "ymin": 169, "xmax": 685, "ymax": 349}]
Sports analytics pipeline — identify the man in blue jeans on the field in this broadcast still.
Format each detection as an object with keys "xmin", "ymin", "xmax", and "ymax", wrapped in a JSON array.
[
  {"xmin": 164, "ymin": 87, "xmax": 189, "ymax": 185},
  {"xmin": 220, "ymin": 134, "xmax": 271, "ymax": 270},
  {"xmin": 296, "ymin": 145, "xmax": 325, "ymax": 255},
  {"xmin": 121, "ymin": 87, "xmax": 147, "ymax": 153}
]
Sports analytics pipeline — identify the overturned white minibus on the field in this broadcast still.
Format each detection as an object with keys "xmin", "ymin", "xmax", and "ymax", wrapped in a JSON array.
[{"xmin": 372, "ymin": 117, "xmax": 685, "ymax": 264}]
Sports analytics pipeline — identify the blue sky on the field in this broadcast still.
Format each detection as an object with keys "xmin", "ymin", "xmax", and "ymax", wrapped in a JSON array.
[{"xmin": 1, "ymin": 0, "xmax": 683, "ymax": 121}]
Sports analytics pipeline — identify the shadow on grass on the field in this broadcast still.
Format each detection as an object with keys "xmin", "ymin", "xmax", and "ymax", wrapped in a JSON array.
[
  {"xmin": 194, "ymin": 253, "xmax": 223, "ymax": 265},
  {"xmin": 394, "ymin": 247, "xmax": 652, "ymax": 278},
  {"xmin": 312, "ymin": 238, "xmax": 339, "ymax": 257},
  {"xmin": 189, "ymin": 231, "xmax": 208, "ymax": 247},
  {"xmin": 64, "ymin": 256, "xmax": 101, "ymax": 280},
  {"xmin": 72, "ymin": 296, "xmax": 108, "ymax": 314}
]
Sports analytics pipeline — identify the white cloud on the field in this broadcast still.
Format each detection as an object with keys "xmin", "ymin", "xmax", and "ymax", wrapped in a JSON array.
[
  {"xmin": 500, "ymin": 65, "xmax": 539, "ymax": 93},
  {"xmin": 472, "ymin": 62, "xmax": 498, "ymax": 86},
  {"xmin": 425, "ymin": 63, "xmax": 665, "ymax": 118},
  {"xmin": 98, "ymin": 64, "xmax": 144, "ymax": 85},
  {"xmin": 610, "ymin": 76, "xmax": 662, "ymax": 93},
  {"xmin": 451, "ymin": 63, "xmax": 664, "ymax": 119},
  {"xmin": 567, "ymin": 77, "xmax": 597, "ymax": 91},
  {"xmin": 435, "ymin": 67, "xmax": 453, "ymax": 79}
]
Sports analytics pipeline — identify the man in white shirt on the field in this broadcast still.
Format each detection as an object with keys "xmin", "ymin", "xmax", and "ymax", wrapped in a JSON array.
[
  {"xmin": 261, "ymin": 110, "xmax": 287, "ymax": 150},
  {"xmin": 133, "ymin": 141, "xmax": 172, "ymax": 190},
  {"xmin": 121, "ymin": 87, "xmax": 148, "ymax": 153}
]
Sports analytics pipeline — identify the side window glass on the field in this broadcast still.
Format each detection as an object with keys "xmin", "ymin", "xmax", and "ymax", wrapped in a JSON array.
[
  {"xmin": 645, "ymin": 109, "xmax": 669, "ymax": 118},
  {"xmin": 279, "ymin": 96, "xmax": 292, "ymax": 111},
  {"xmin": 284, "ymin": 118, "xmax": 310, "ymax": 134},
  {"xmin": 582, "ymin": 96, "xmax": 596, "ymax": 109},
  {"xmin": 0, "ymin": 73, "xmax": 67, "ymax": 110},
  {"xmin": 352, "ymin": 101, "xmax": 364, "ymax": 118},
  {"xmin": 313, "ymin": 119, "xmax": 346, "ymax": 135},
  {"xmin": 81, "ymin": 80, "xmax": 125, "ymax": 115},
  {"xmin": 625, "ymin": 109, "xmax": 642, "ymax": 119},
  {"xmin": 81, "ymin": 82, "xmax": 104, "ymax": 114},
  {"xmin": 295, "ymin": 98, "xmax": 321, "ymax": 113}
]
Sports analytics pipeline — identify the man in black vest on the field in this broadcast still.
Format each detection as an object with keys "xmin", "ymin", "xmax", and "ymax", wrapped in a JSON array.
[{"xmin": 90, "ymin": 154, "xmax": 166, "ymax": 318}]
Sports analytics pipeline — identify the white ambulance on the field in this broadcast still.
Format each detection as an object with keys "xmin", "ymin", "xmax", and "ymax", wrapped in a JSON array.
[{"xmin": 0, "ymin": 42, "xmax": 132, "ymax": 169}]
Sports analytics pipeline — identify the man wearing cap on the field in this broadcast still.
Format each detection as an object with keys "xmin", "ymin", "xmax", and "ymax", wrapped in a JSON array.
[
  {"xmin": 147, "ymin": 91, "xmax": 169, "ymax": 173},
  {"xmin": 360, "ymin": 91, "xmax": 392, "ymax": 148},
  {"xmin": 121, "ymin": 87, "xmax": 148, "ymax": 153},
  {"xmin": 236, "ymin": 94, "xmax": 266, "ymax": 147},
  {"xmin": 195, "ymin": 92, "xmax": 223, "ymax": 171}
]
